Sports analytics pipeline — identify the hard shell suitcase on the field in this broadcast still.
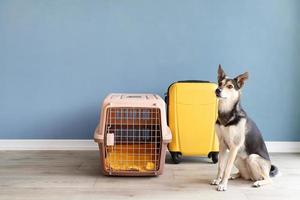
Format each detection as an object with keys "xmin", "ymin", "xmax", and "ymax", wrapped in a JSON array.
[{"xmin": 166, "ymin": 80, "xmax": 219, "ymax": 164}]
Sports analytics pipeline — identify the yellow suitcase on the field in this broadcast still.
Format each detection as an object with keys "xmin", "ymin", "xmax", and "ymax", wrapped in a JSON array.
[{"xmin": 166, "ymin": 80, "xmax": 219, "ymax": 164}]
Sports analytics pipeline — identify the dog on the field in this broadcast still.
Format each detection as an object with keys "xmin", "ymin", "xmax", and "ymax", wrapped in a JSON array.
[{"xmin": 211, "ymin": 65, "xmax": 279, "ymax": 191}]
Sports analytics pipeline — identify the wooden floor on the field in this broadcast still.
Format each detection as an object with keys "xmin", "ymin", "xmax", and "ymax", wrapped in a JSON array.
[{"xmin": 0, "ymin": 151, "xmax": 299, "ymax": 200}]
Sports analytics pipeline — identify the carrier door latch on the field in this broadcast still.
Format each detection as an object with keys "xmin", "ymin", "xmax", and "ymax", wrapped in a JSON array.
[{"xmin": 106, "ymin": 133, "xmax": 115, "ymax": 146}]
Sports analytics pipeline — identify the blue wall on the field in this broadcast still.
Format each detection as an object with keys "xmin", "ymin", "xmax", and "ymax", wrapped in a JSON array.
[{"xmin": 1, "ymin": 0, "xmax": 299, "ymax": 140}]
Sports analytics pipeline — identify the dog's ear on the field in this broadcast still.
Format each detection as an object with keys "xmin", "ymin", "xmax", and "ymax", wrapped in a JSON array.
[
  {"xmin": 218, "ymin": 64, "xmax": 226, "ymax": 82},
  {"xmin": 235, "ymin": 72, "xmax": 249, "ymax": 88}
]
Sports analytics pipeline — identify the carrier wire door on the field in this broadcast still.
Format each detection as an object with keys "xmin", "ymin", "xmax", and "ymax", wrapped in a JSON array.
[{"xmin": 94, "ymin": 94, "xmax": 171, "ymax": 176}]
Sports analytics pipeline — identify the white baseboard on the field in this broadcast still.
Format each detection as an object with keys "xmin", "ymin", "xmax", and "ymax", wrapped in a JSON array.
[
  {"xmin": 0, "ymin": 140, "xmax": 299, "ymax": 152},
  {"xmin": 265, "ymin": 141, "xmax": 300, "ymax": 153},
  {"xmin": 0, "ymin": 140, "xmax": 98, "ymax": 150}
]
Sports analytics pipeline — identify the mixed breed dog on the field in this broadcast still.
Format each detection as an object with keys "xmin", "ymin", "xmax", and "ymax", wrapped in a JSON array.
[{"xmin": 211, "ymin": 65, "xmax": 279, "ymax": 191}]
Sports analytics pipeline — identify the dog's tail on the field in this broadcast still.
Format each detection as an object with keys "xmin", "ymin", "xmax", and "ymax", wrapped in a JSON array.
[{"xmin": 269, "ymin": 164, "xmax": 280, "ymax": 177}]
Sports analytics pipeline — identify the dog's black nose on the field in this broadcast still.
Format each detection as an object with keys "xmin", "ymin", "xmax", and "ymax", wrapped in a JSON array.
[{"xmin": 215, "ymin": 88, "xmax": 221, "ymax": 97}]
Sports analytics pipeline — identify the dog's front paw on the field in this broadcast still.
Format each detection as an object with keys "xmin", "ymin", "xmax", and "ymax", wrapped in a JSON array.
[
  {"xmin": 217, "ymin": 183, "xmax": 227, "ymax": 191},
  {"xmin": 252, "ymin": 181, "xmax": 262, "ymax": 188},
  {"xmin": 211, "ymin": 178, "xmax": 221, "ymax": 185}
]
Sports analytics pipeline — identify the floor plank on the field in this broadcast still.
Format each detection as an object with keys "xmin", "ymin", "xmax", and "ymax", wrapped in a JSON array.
[{"xmin": 0, "ymin": 151, "xmax": 299, "ymax": 200}]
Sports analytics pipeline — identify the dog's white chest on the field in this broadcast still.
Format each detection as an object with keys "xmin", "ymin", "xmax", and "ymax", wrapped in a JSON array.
[{"xmin": 216, "ymin": 118, "xmax": 246, "ymax": 149}]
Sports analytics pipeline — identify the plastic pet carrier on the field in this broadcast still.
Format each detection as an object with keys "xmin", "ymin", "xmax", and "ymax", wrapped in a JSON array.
[{"xmin": 94, "ymin": 93, "xmax": 172, "ymax": 176}]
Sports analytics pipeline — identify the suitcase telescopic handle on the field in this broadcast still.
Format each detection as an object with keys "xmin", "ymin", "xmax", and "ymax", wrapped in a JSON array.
[
  {"xmin": 164, "ymin": 80, "xmax": 211, "ymax": 125},
  {"xmin": 177, "ymin": 80, "xmax": 210, "ymax": 83}
]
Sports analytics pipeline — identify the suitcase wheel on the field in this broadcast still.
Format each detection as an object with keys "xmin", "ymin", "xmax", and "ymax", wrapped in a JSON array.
[
  {"xmin": 208, "ymin": 152, "xmax": 219, "ymax": 164},
  {"xmin": 170, "ymin": 152, "xmax": 182, "ymax": 164}
]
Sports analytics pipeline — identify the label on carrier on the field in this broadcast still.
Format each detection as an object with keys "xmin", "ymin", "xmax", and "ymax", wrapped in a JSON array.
[{"xmin": 106, "ymin": 133, "xmax": 115, "ymax": 146}]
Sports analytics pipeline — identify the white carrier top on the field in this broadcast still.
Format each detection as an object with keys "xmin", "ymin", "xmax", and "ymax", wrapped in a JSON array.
[
  {"xmin": 102, "ymin": 93, "xmax": 165, "ymax": 108},
  {"xmin": 94, "ymin": 93, "xmax": 172, "ymax": 142}
]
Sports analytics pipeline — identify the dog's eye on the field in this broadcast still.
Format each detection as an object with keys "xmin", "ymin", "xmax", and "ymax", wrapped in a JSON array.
[
  {"xmin": 218, "ymin": 82, "xmax": 222, "ymax": 87},
  {"xmin": 227, "ymin": 85, "xmax": 233, "ymax": 89}
]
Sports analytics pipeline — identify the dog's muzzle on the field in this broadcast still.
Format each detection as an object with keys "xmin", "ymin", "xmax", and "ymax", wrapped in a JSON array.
[{"xmin": 215, "ymin": 88, "xmax": 222, "ymax": 98}]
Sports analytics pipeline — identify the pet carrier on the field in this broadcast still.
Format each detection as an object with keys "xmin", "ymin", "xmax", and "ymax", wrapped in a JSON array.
[
  {"xmin": 94, "ymin": 93, "xmax": 172, "ymax": 176},
  {"xmin": 165, "ymin": 81, "xmax": 219, "ymax": 164}
]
